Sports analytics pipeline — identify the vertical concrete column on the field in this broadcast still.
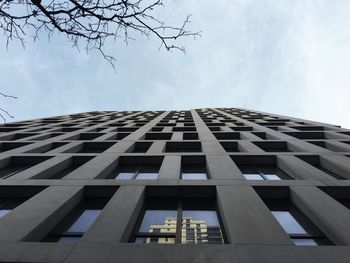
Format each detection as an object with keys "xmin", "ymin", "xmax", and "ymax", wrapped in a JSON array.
[
  {"xmin": 147, "ymin": 141, "xmax": 165, "ymax": 154},
  {"xmin": 290, "ymin": 186, "xmax": 350, "ymax": 245},
  {"xmin": 320, "ymin": 155, "xmax": 350, "ymax": 179},
  {"xmin": 288, "ymin": 140, "xmax": 330, "ymax": 153},
  {"xmin": 217, "ymin": 186, "xmax": 292, "ymax": 245},
  {"xmin": 64, "ymin": 155, "xmax": 118, "ymax": 180},
  {"xmin": 240, "ymin": 132, "xmax": 263, "ymax": 140},
  {"xmin": 325, "ymin": 141, "xmax": 350, "ymax": 152},
  {"xmin": 0, "ymin": 186, "xmax": 84, "ymax": 241},
  {"xmin": 10, "ymin": 155, "xmax": 72, "ymax": 179},
  {"xmin": 171, "ymin": 132, "xmax": 183, "ymax": 141},
  {"xmin": 237, "ymin": 141, "xmax": 265, "ymax": 153},
  {"xmin": 81, "ymin": 185, "xmax": 145, "ymax": 242},
  {"xmin": 158, "ymin": 155, "xmax": 181, "ymax": 180},
  {"xmin": 276, "ymin": 156, "xmax": 335, "ymax": 180},
  {"xmin": 191, "ymin": 110, "xmax": 227, "ymax": 153},
  {"xmin": 207, "ymin": 155, "xmax": 243, "ymax": 179}
]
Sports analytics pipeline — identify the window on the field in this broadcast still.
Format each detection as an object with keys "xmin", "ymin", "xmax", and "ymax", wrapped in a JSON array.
[
  {"xmin": 114, "ymin": 165, "xmax": 159, "ymax": 180},
  {"xmin": 182, "ymin": 165, "xmax": 207, "ymax": 180},
  {"xmin": 0, "ymin": 156, "xmax": 51, "ymax": 179},
  {"xmin": 0, "ymin": 198, "xmax": 27, "ymax": 217},
  {"xmin": 145, "ymin": 132, "xmax": 172, "ymax": 140},
  {"xmin": 70, "ymin": 142, "xmax": 115, "ymax": 153},
  {"xmin": 319, "ymin": 187, "xmax": 350, "ymax": 210},
  {"xmin": 297, "ymin": 156, "xmax": 345, "ymax": 180},
  {"xmin": 47, "ymin": 156, "xmax": 94, "ymax": 179},
  {"xmin": 239, "ymin": 165, "xmax": 292, "ymax": 180},
  {"xmin": 213, "ymin": 132, "xmax": 240, "ymax": 140},
  {"xmin": 129, "ymin": 142, "xmax": 152, "ymax": 153},
  {"xmin": 133, "ymin": 198, "xmax": 225, "ymax": 244},
  {"xmin": 43, "ymin": 198, "xmax": 108, "ymax": 243},
  {"xmin": 220, "ymin": 142, "xmax": 239, "ymax": 152},
  {"xmin": 165, "ymin": 142, "xmax": 201, "ymax": 153},
  {"xmin": 181, "ymin": 156, "xmax": 208, "ymax": 180},
  {"xmin": 265, "ymin": 199, "xmax": 332, "ymax": 246},
  {"xmin": 254, "ymin": 141, "xmax": 290, "ymax": 152}
]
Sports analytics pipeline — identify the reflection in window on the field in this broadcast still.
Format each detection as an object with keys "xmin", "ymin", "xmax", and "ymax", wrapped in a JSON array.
[
  {"xmin": 134, "ymin": 198, "xmax": 225, "ymax": 244},
  {"xmin": 240, "ymin": 165, "xmax": 292, "ymax": 180},
  {"xmin": 182, "ymin": 165, "xmax": 208, "ymax": 180},
  {"xmin": 114, "ymin": 165, "xmax": 159, "ymax": 180},
  {"xmin": 265, "ymin": 199, "xmax": 332, "ymax": 246},
  {"xmin": 43, "ymin": 198, "xmax": 108, "ymax": 243}
]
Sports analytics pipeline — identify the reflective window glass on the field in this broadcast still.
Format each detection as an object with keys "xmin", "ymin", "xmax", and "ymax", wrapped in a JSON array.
[
  {"xmin": 68, "ymin": 210, "xmax": 101, "ymax": 232},
  {"xmin": 43, "ymin": 198, "xmax": 108, "ymax": 243},
  {"xmin": 182, "ymin": 173, "xmax": 207, "ymax": 180},
  {"xmin": 243, "ymin": 174, "xmax": 263, "ymax": 180},
  {"xmin": 182, "ymin": 165, "xmax": 207, "ymax": 180},
  {"xmin": 292, "ymin": 238, "xmax": 318, "ymax": 246},
  {"xmin": 134, "ymin": 200, "xmax": 225, "ymax": 244},
  {"xmin": 116, "ymin": 172, "xmax": 135, "ymax": 179},
  {"xmin": 272, "ymin": 211, "xmax": 307, "ymax": 234},
  {"xmin": 136, "ymin": 173, "xmax": 158, "ymax": 180},
  {"xmin": 139, "ymin": 210, "xmax": 177, "ymax": 232},
  {"xmin": 264, "ymin": 174, "xmax": 281, "ymax": 180},
  {"xmin": 0, "ymin": 209, "xmax": 11, "ymax": 217}
]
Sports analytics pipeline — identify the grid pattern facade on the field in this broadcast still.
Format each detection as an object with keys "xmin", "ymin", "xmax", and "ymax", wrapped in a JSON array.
[{"xmin": 0, "ymin": 108, "xmax": 349, "ymax": 262}]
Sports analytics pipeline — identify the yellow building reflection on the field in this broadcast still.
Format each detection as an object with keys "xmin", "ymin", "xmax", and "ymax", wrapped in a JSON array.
[{"xmin": 146, "ymin": 217, "xmax": 224, "ymax": 244}]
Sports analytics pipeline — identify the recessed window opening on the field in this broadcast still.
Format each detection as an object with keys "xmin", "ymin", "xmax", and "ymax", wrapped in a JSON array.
[{"xmin": 133, "ymin": 198, "xmax": 225, "ymax": 244}]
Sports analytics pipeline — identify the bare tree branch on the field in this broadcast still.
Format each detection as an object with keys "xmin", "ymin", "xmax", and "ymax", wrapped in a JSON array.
[{"xmin": 0, "ymin": 0, "xmax": 200, "ymax": 69}]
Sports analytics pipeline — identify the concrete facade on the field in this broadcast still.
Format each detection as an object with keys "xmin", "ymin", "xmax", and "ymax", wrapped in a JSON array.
[{"xmin": 0, "ymin": 108, "xmax": 348, "ymax": 262}]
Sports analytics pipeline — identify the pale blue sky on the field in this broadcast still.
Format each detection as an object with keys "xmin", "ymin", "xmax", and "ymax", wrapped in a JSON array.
[{"xmin": 0, "ymin": 0, "xmax": 349, "ymax": 128}]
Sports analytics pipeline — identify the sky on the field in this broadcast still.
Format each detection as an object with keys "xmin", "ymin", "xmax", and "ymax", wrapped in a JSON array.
[{"xmin": 0, "ymin": 0, "xmax": 349, "ymax": 128}]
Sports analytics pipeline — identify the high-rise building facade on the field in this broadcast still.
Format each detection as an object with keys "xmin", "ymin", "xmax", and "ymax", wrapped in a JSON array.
[{"xmin": 0, "ymin": 108, "xmax": 349, "ymax": 263}]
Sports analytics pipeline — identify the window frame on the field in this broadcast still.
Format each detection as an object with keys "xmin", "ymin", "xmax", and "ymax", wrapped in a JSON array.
[
  {"xmin": 266, "ymin": 199, "xmax": 332, "ymax": 246},
  {"xmin": 43, "ymin": 198, "xmax": 108, "ymax": 243},
  {"xmin": 133, "ymin": 197, "xmax": 225, "ymax": 244},
  {"xmin": 115, "ymin": 165, "xmax": 159, "ymax": 180},
  {"xmin": 240, "ymin": 165, "xmax": 292, "ymax": 180}
]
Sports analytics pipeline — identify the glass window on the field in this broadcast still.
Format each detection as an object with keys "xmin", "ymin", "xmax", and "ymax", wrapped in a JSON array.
[
  {"xmin": 43, "ymin": 198, "xmax": 108, "ymax": 243},
  {"xmin": 0, "ymin": 198, "xmax": 27, "ymax": 217},
  {"xmin": 116, "ymin": 172, "xmax": 135, "ymax": 180},
  {"xmin": 133, "ymin": 199, "xmax": 225, "ymax": 244},
  {"xmin": 136, "ymin": 166, "xmax": 159, "ymax": 180},
  {"xmin": 67, "ymin": 210, "xmax": 101, "ymax": 232},
  {"xmin": 265, "ymin": 199, "xmax": 332, "ymax": 246},
  {"xmin": 240, "ymin": 165, "xmax": 291, "ymax": 180},
  {"xmin": 292, "ymin": 238, "xmax": 318, "ymax": 246},
  {"xmin": 271, "ymin": 211, "xmax": 307, "ymax": 234},
  {"xmin": 114, "ymin": 165, "xmax": 159, "ymax": 180},
  {"xmin": 243, "ymin": 174, "xmax": 263, "ymax": 180},
  {"xmin": 264, "ymin": 174, "xmax": 281, "ymax": 180},
  {"xmin": 181, "ymin": 210, "xmax": 222, "ymax": 244},
  {"xmin": 182, "ymin": 165, "xmax": 208, "ymax": 180},
  {"xmin": 0, "ymin": 209, "xmax": 11, "ymax": 217}
]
